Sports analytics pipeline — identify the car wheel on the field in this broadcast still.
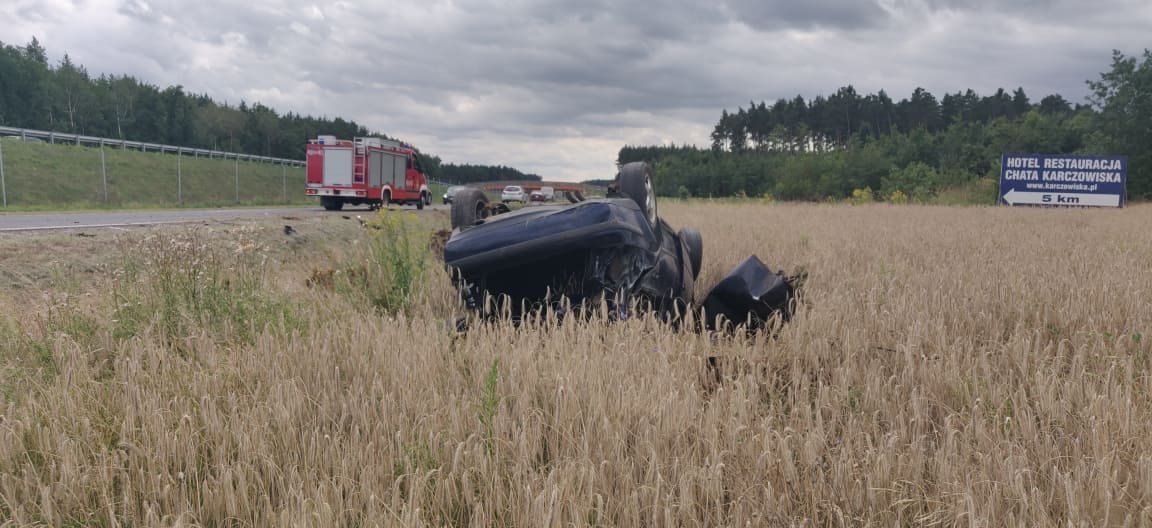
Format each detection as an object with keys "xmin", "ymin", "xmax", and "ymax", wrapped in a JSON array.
[
  {"xmin": 618, "ymin": 161, "xmax": 657, "ymax": 227},
  {"xmin": 424, "ymin": 192, "xmax": 432, "ymax": 206},
  {"xmin": 321, "ymin": 196, "xmax": 343, "ymax": 211},
  {"xmin": 417, "ymin": 195, "xmax": 425, "ymax": 210},
  {"xmin": 678, "ymin": 228, "xmax": 703, "ymax": 277},
  {"xmin": 451, "ymin": 188, "xmax": 490, "ymax": 230},
  {"xmin": 382, "ymin": 190, "xmax": 391, "ymax": 209}
]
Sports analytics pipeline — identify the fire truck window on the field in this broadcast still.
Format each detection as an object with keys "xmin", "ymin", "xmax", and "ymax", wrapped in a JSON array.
[
  {"xmin": 412, "ymin": 155, "xmax": 424, "ymax": 173},
  {"xmin": 407, "ymin": 156, "xmax": 413, "ymax": 169}
]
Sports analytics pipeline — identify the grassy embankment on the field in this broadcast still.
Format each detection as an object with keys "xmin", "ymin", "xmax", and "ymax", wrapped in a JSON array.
[
  {"xmin": 0, "ymin": 137, "xmax": 309, "ymax": 210},
  {"xmin": 1, "ymin": 202, "xmax": 1151, "ymax": 526}
]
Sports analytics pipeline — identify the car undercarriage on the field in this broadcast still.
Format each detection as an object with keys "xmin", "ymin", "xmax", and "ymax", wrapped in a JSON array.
[{"xmin": 442, "ymin": 162, "xmax": 801, "ymax": 332}]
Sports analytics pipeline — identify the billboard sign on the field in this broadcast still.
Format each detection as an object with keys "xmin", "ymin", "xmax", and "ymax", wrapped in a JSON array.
[{"xmin": 999, "ymin": 154, "xmax": 1127, "ymax": 207}]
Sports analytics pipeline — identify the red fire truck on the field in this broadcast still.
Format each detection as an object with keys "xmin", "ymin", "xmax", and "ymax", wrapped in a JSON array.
[{"xmin": 305, "ymin": 135, "xmax": 432, "ymax": 211}]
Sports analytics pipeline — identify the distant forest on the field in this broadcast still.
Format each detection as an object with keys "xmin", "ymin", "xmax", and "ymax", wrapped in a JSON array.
[
  {"xmin": 434, "ymin": 163, "xmax": 541, "ymax": 184},
  {"xmin": 619, "ymin": 49, "xmax": 1152, "ymax": 201},
  {"xmin": 0, "ymin": 38, "xmax": 530, "ymax": 184}
]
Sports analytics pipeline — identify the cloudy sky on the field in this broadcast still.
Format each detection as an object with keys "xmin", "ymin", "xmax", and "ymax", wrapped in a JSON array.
[{"xmin": 2, "ymin": 0, "xmax": 1150, "ymax": 181}]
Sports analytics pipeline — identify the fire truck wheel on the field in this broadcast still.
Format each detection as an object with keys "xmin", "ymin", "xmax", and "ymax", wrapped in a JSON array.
[
  {"xmin": 451, "ymin": 188, "xmax": 489, "ymax": 230},
  {"xmin": 321, "ymin": 197, "xmax": 343, "ymax": 211},
  {"xmin": 424, "ymin": 192, "xmax": 432, "ymax": 206},
  {"xmin": 417, "ymin": 195, "xmax": 425, "ymax": 210},
  {"xmin": 382, "ymin": 190, "xmax": 392, "ymax": 208}
]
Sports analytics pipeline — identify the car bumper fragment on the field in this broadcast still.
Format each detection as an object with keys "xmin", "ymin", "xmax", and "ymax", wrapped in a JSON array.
[{"xmin": 700, "ymin": 255, "xmax": 796, "ymax": 332}]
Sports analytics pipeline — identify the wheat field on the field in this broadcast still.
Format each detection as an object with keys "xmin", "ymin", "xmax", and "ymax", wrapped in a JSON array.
[{"xmin": 1, "ymin": 202, "xmax": 1151, "ymax": 527}]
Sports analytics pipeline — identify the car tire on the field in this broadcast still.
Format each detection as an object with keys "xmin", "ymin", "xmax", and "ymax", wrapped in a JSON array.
[
  {"xmin": 382, "ymin": 190, "xmax": 391, "ymax": 209},
  {"xmin": 424, "ymin": 192, "xmax": 432, "ymax": 206},
  {"xmin": 321, "ymin": 196, "xmax": 343, "ymax": 211},
  {"xmin": 679, "ymin": 228, "xmax": 703, "ymax": 277},
  {"xmin": 618, "ymin": 161, "xmax": 657, "ymax": 227},
  {"xmin": 417, "ymin": 195, "xmax": 425, "ymax": 210},
  {"xmin": 451, "ymin": 188, "xmax": 489, "ymax": 230}
]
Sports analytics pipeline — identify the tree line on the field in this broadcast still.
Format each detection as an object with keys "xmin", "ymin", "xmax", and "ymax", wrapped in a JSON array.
[
  {"xmin": 0, "ymin": 38, "xmax": 533, "ymax": 184},
  {"xmin": 619, "ymin": 49, "xmax": 1151, "ymax": 201},
  {"xmin": 433, "ymin": 162, "xmax": 542, "ymax": 184},
  {"xmin": 0, "ymin": 38, "xmax": 370, "ymax": 159}
]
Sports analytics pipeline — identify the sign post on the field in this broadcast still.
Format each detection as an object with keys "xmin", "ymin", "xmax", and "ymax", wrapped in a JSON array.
[
  {"xmin": 100, "ymin": 141, "xmax": 108, "ymax": 203},
  {"xmin": 999, "ymin": 154, "xmax": 1127, "ymax": 207}
]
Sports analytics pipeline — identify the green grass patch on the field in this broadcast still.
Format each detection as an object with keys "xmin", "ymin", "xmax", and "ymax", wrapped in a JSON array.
[
  {"xmin": 112, "ymin": 227, "xmax": 304, "ymax": 349},
  {"xmin": 930, "ymin": 177, "xmax": 1000, "ymax": 206},
  {"xmin": 334, "ymin": 209, "xmax": 430, "ymax": 314},
  {"xmin": 427, "ymin": 181, "xmax": 450, "ymax": 203},
  {"xmin": 0, "ymin": 138, "xmax": 309, "ymax": 208}
]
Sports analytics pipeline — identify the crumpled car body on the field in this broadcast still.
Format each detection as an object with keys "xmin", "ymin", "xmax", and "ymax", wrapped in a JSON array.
[
  {"xmin": 444, "ymin": 197, "xmax": 695, "ymax": 319},
  {"xmin": 443, "ymin": 162, "xmax": 798, "ymax": 331}
]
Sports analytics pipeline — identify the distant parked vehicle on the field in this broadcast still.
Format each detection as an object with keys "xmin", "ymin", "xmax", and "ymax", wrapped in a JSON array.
[
  {"xmin": 443, "ymin": 185, "xmax": 467, "ymax": 204},
  {"xmin": 530, "ymin": 186, "xmax": 555, "ymax": 202},
  {"xmin": 501, "ymin": 185, "xmax": 526, "ymax": 203}
]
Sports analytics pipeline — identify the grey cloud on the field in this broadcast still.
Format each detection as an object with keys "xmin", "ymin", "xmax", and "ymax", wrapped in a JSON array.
[
  {"xmin": 498, "ymin": 0, "xmax": 730, "ymax": 42},
  {"xmin": 892, "ymin": 0, "xmax": 1152, "ymax": 24},
  {"xmin": 15, "ymin": 7, "xmax": 56, "ymax": 24},
  {"xmin": 323, "ymin": 4, "xmax": 739, "ymax": 120},
  {"xmin": 722, "ymin": 0, "xmax": 890, "ymax": 30},
  {"xmin": 116, "ymin": 0, "xmax": 328, "ymax": 52},
  {"xmin": 909, "ymin": 0, "xmax": 1113, "ymax": 11},
  {"xmin": 117, "ymin": 0, "xmax": 162, "ymax": 23},
  {"xmin": 4, "ymin": 0, "xmax": 1152, "ymax": 181}
]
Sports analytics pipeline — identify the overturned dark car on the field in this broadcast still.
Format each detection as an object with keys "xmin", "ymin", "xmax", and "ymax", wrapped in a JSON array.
[{"xmin": 442, "ymin": 162, "xmax": 800, "ymax": 331}]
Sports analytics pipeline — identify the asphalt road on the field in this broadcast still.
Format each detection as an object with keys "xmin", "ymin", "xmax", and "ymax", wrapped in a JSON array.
[{"xmin": 0, "ymin": 205, "xmax": 448, "ymax": 232}]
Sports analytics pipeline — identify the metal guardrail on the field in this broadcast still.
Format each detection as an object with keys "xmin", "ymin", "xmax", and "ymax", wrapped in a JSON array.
[
  {"xmin": 0, "ymin": 125, "xmax": 305, "ymax": 207},
  {"xmin": 0, "ymin": 126, "xmax": 305, "ymax": 166}
]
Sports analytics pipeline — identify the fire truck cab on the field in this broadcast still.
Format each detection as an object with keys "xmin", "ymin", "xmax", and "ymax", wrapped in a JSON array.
[{"xmin": 305, "ymin": 135, "xmax": 432, "ymax": 211}]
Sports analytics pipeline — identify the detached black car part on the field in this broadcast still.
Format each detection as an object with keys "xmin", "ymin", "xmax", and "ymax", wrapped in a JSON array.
[
  {"xmin": 698, "ymin": 255, "xmax": 800, "ymax": 332},
  {"xmin": 443, "ymin": 162, "xmax": 798, "ymax": 330}
]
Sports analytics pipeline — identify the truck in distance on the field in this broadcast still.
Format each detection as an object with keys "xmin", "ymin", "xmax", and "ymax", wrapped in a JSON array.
[{"xmin": 305, "ymin": 135, "xmax": 431, "ymax": 211}]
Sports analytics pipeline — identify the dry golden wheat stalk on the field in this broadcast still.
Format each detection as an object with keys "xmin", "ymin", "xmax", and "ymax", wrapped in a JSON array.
[{"xmin": 0, "ymin": 203, "xmax": 1150, "ymax": 526}]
